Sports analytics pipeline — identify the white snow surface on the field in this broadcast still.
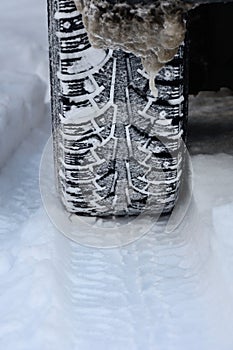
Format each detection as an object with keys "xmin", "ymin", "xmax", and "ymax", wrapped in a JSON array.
[{"xmin": 0, "ymin": 1, "xmax": 233, "ymax": 349}]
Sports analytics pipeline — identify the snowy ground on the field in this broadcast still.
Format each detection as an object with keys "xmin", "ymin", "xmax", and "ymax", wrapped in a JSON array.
[{"xmin": 0, "ymin": 1, "xmax": 233, "ymax": 349}]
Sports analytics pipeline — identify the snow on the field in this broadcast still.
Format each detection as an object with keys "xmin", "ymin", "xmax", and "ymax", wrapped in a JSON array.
[
  {"xmin": 0, "ymin": 0, "xmax": 48, "ymax": 167},
  {"xmin": 0, "ymin": 72, "xmax": 46, "ymax": 168},
  {"xmin": 0, "ymin": 0, "xmax": 233, "ymax": 349}
]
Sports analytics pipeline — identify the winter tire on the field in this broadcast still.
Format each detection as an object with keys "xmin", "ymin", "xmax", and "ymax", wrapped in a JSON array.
[{"xmin": 47, "ymin": 0, "xmax": 188, "ymax": 217}]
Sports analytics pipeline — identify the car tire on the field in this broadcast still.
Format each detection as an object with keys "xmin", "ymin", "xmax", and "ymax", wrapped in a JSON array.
[{"xmin": 47, "ymin": 0, "xmax": 189, "ymax": 216}]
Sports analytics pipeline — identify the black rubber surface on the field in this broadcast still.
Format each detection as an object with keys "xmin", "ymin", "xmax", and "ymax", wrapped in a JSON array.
[{"xmin": 48, "ymin": 0, "xmax": 188, "ymax": 216}]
